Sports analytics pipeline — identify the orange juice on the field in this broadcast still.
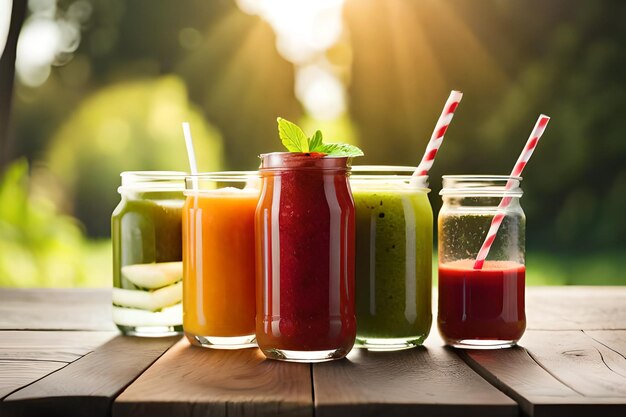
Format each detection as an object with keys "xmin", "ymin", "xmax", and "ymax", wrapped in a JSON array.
[{"xmin": 182, "ymin": 181, "xmax": 258, "ymax": 349}]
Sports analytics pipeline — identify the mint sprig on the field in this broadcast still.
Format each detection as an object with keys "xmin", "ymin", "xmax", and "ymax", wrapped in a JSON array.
[{"xmin": 277, "ymin": 117, "xmax": 364, "ymax": 157}]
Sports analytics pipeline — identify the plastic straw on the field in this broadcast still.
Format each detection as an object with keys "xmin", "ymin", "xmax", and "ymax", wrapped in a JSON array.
[
  {"xmin": 182, "ymin": 122, "xmax": 198, "ymax": 175},
  {"xmin": 182, "ymin": 121, "xmax": 199, "ymax": 193},
  {"xmin": 413, "ymin": 90, "xmax": 463, "ymax": 177},
  {"xmin": 473, "ymin": 114, "xmax": 551, "ymax": 270}
]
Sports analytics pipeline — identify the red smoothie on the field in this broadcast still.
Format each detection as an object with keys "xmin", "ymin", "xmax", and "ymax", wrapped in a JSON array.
[
  {"xmin": 255, "ymin": 153, "xmax": 356, "ymax": 356},
  {"xmin": 438, "ymin": 260, "xmax": 526, "ymax": 345}
]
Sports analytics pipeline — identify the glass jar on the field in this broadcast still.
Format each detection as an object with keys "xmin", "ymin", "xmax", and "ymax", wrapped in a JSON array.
[
  {"xmin": 438, "ymin": 175, "xmax": 526, "ymax": 349},
  {"xmin": 111, "ymin": 171, "xmax": 186, "ymax": 336},
  {"xmin": 183, "ymin": 172, "xmax": 259, "ymax": 349},
  {"xmin": 255, "ymin": 152, "xmax": 356, "ymax": 362},
  {"xmin": 350, "ymin": 166, "xmax": 432, "ymax": 350}
]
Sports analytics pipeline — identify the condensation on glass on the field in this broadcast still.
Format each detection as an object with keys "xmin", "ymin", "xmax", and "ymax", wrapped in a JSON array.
[
  {"xmin": 111, "ymin": 171, "xmax": 185, "ymax": 336},
  {"xmin": 438, "ymin": 175, "xmax": 526, "ymax": 349}
]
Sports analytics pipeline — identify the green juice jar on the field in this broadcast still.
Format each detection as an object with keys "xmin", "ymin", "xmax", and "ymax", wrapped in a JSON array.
[
  {"xmin": 350, "ymin": 166, "xmax": 433, "ymax": 350},
  {"xmin": 111, "ymin": 171, "xmax": 186, "ymax": 336}
]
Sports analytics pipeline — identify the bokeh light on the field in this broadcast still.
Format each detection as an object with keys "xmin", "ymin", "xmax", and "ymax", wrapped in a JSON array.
[
  {"xmin": 15, "ymin": 0, "xmax": 89, "ymax": 87},
  {"xmin": 236, "ymin": 0, "xmax": 348, "ymax": 121}
]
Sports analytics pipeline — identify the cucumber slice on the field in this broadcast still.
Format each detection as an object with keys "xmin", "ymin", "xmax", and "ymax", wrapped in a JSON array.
[
  {"xmin": 121, "ymin": 262, "xmax": 182, "ymax": 289},
  {"xmin": 112, "ymin": 281, "xmax": 182, "ymax": 311},
  {"xmin": 112, "ymin": 303, "xmax": 182, "ymax": 327}
]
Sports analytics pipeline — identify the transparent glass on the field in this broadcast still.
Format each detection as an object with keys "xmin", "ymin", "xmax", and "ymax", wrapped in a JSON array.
[
  {"xmin": 255, "ymin": 153, "xmax": 356, "ymax": 362},
  {"xmin": 182, "ymin": 172, "xmax": 259, "ymax": 349},
  {"xmin": 111, "ymin": 171, "xmax": 186, "ymax": 337},
  {"xmin": 350, "ymin": 166, "xmax": 432, "ymax": 350},
  {"xmin": 438, "ymin": 175, "xmax": 526, "ymax": 349}
]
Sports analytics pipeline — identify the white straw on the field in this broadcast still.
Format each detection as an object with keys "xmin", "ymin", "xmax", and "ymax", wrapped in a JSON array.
[{"xmin": 182, "ymin": 122, "xmax": 198, "ymax": 175}]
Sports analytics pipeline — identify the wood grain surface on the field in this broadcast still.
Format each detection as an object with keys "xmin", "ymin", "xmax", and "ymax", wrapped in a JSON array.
[
  {"xmin": 0, "ymin": 330, "xmax": 116, "ymax": 403},
  {"xmin": 2, "ymin": 287, "xmax": 626, "ymax": 417},
  {"xmin": 313, "ymin": 339, "xmax": 517, "ymax": 417},
  {"xmin": 0, "ymin": 331, "xmax": 116, "ymax": 362},
  {"xmin": 0, "ymin": 360, "xmax": 65, "ymax": 399},
  {"xmin": 585, "ymin": 330, "xmax": 626, "ymax": 359},
  {"xmin": 113, "ymin": 339, "xmax": 313, "ymax": 417},
  {"xmin": 1, "ymin": 335, "xmax": 179, "ymax": 417},
  {"xmin": 525, "ymin": 287, "xmax": 626, "ymax": 330},
  {"xmin": 0, "ymin": 288, "xmax": 116, "ymax": 331},
  {"xmin": 461, "ymin": 330, "xmax": 626, "ymax": 417}
]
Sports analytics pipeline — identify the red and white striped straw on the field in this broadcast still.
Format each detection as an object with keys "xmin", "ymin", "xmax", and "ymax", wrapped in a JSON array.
[
  {"xmin": 473, "ymin": 114, "xmax": 551, "ymax": 270},
  {"xmin": 413, "ymin": 90, "xmax": 463, "ymax": 177}
]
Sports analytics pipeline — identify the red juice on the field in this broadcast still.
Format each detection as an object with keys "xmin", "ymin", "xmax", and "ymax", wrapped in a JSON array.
[
  {"xmin": 255, "ymin": 153, "xmax": 356, "ymax": 361},
  {"xmin": 438, "ymin": 260, "xmax": 526, "ymax": 347}
]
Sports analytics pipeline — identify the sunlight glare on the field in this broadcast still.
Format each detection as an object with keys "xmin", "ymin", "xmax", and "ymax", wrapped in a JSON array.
[
  {"xmin": 236, "ymin": 0, "xmax": 348, "ymax": 121},
  {"xmin": 236, "ymin": 0, "xmax": 344, "ymax": 64},
  {"xmin": 15, "ymin": 0, "xmax": 87, "ymax": 87},
  {"xmin": 296, "ymin": 64, "xmax": 346, "ymax": 120},
  {"xmin": 16, "ymin": 18, "xmax": 60, "ymax": 86},
  {"xmin": 0, "ymin": 0, "xmax": 11, "ymax": 57}
]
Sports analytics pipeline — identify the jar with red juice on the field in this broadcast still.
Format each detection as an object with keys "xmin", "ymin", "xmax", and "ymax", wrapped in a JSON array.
[
  {"xmin": 255, "ymin": 152, "xmax": 356, "ymax": 362},
  {"xmin": 438, "ymin": 175, "xmax": 526, "ymax": 349}
]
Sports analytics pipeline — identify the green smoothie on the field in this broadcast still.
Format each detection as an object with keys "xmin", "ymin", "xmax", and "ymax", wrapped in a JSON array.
[
  {"xmin": 352, "ymin": 186, "xmax": 433, "ymax": 348},
  {"xmin": 112, "ymin": 186, "xmax": 185, "ymax": 336}
]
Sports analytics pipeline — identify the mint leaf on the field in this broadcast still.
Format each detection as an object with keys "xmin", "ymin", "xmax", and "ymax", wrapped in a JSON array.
[
  {"xmin": 319, "ymin": 143, "xmax": 364, "ymax": 157},
  {"xmin": 308, "ymin": 130, "xmax": 323, "ymax": 151},
  {"xmin": 277, "ymin": 117, "xmax": 308, "ymax": 152},
  {"xmin": 276, "ymin": 117, "xmax": 364, "ymax": 157}
]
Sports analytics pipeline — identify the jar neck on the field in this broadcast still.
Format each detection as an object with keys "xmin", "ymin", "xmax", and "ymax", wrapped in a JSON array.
[
  {"xmin": 184, "ymin": 172, "xmax": 259, "ymax": 193},
  {"xmin": 259, "ymin": 152, "xmax": 350, "ymax": 174},
  {"xmin": 118, "ymin": 171, "xmax": 186, "ymax": 194},
  {"xmin": 440, "ymin": 175, "xmax": 523, "ymax": 198},
  {"xmin": 350, "ymin": 165, "xmax": 429, "ymax": 191}
]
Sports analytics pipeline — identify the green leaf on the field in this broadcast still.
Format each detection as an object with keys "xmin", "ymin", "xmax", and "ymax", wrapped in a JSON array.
[
  {"xmin": 277, "ymin": 117, "xmax": 308, "ymax": 152},
  {"xmin": 275, "ymin": 117, "xmax": 364, "ymax": 157},
  {"xmin": 308, "ymin": 130, "xmax": 323, "ymax": 151},
  {"xmin": 318, "ymin": 143, "xmax": 364, "ymax": 157}
]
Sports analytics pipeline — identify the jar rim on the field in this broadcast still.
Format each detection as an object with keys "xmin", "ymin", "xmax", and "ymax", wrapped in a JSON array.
[
  {"xmin": 185, "ymin": 171, "xmax": 258, "ymax": 181},
  {"xmin": 440, "ymin": 175, "xmax": 523, "ymax": 197},
  {"xmin": 442, "ymin": 174, "xmax": 523, "ymax": 181},
  {"xmin": 184, "ymin": 171, "xmax": 260, "ymax": 193},
  {"xmin": 121, "ymin": 170, "xmax": 187, "ymax": 178},
  {"xmin": 259, "ymin": 152, "xmax": 351, "ymax": 171},
  {"xmin": 349, "ymin": 165, "xmax": 429, "ymax": 191},
  {"xmin": 258, "ymin": 151, "xmax": 351, "ymax": 159},
  {"xmin": 119, "ymin": 171, "xmax": 186, "ymax": 192}
]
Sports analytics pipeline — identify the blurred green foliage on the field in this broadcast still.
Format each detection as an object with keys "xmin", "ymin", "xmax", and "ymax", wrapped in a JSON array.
[
  {"xmin": 45, "ymin": 76, "xmax": 223, "ymax": 236},
  {"xmin": 0, "ymin": 159, "xmax": 109, "ymax": 286},
  {"xmin": 2, "ymin": 0, "xmax": 625, "ymax": 286}
]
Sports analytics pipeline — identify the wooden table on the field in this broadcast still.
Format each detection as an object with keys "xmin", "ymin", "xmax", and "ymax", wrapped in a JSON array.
[{"xmin": 1, "ymin": 287, "xmax": 625, "ymax": 417}]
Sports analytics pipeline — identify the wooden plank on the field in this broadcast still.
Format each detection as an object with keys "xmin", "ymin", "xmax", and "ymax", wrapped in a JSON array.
[
  {"xmin": 0, "ymin": 331, "xmax": 116, "ymax": 362},
  {"xmin": 461, "ymin": 330, "xmax": 626, "ymax": 417},
  {"xmin": 313, "ymin": 336, "xmax": 517, "ymax": 417},
  {"xmin": 1, "ymin": 335, "xmax": 179, "ymax": 417},
  {"xmin": 0, "ymin": 360, "xmax": 64, "ymax": 399},
  {"xmin": 3, "ymin": 287, "xmax": 622, "ymax": 332},
  {"xmin": 585, "ymin": 330, "xmax": 626, "ymax": 361},
  {"xmin": 0, "ymin": 288, "xmax": 116, "ymax": 331},
  {"xmin": 523, "ymin": 331, "xmax": 626, "ymax": 396},
  {"xmin": 526, "ymin": 287, "xmax": 626, "ymax": 330},
  {"xmin": 113, "ymin": 340, "xmax": 313, "ymax": 417}
]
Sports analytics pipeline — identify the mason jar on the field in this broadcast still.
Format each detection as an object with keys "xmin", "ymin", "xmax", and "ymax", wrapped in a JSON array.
[
  {"xmin": 350, "ymin": 166, "xmax": 432, "ymax": 350},
  {"xmin": 438, "ymin": 175, "xmax": 526, "ymax": 349},
  {"xmin": 255, "ymin": 152, "xmax": 356, "ymax": 362},
  {"xmin": 111, "ymin": 171, "xmax": 186, "ymax": 336},
  {"xmin": 183, "ymin": 172, "xmax": 259, "ymax": 349}
]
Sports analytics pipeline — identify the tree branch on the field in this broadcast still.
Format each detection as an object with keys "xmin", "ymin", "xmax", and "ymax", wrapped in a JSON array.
[{"xmin": 0, "ymin": 0, "xmax": 27, "ymax": 171}]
